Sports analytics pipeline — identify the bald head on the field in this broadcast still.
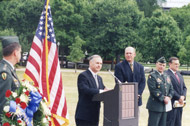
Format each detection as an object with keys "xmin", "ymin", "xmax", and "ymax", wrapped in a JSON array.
[
  {"xmin": 124, "ymin": 46, "xmax": 136, "ymax": 63},
  {"xmin": 125, "ymin": 47, "xmax": 136, "ymax": 53}
]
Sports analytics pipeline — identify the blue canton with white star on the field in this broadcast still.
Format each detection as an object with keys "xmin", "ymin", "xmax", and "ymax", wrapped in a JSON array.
[{"xmin": 36, "ymin": 4, "xmax": 56, "ymax": 44}]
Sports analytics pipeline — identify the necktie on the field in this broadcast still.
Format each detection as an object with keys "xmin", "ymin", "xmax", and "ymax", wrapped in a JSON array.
[
  {"xmin": 130, "ymin": 63, "xmax": 133, "ymax": 72},
  {"xmin": 94, "ymin": 75, "xmax": 99, "ymax": 88},
  {"xmin": 175, "ymin": 73, "xmax": 180, "ymax": 84}
]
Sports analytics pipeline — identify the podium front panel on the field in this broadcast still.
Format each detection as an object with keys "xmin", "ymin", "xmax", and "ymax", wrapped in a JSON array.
[
  {"xmin": 122, "ymin": 84, "xmax": 135, "ymax": 119},
  {"xmin": 93, "ymin": 83, "xmax": 138, "ymax": 126},
  {"xmin": 119, "ymin": 83, "xmax": 138, "ymax": 126}
]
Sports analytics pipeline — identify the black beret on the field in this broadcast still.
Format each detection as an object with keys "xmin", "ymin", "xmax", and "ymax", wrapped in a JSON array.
[
  {"xmin": 157, "ymin": 56, "xmax": 166, "ymax": 63},
  {"xmin": 0, "ymin": 36, "xmax": 19, "ymax": 49}
]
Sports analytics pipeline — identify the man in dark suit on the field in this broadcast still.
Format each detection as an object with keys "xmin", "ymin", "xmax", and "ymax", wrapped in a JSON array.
[
  {"xmin": 75, "ymin": 55, "xmax": 108, "ymax": 126},
  {"xmin": 166, "ymin": 57, "xmax": 187, "ymax": 126},
  {"xmin": 0, "ymin": 36, "xmax": 21, "ymax": 120},
  {"xmin": 146, "ymin": 57, "xmax": 174, "ymax": 126},
  {"xmin": 114, "ymin": 46, "xmax": 146, "ymax": 106}
]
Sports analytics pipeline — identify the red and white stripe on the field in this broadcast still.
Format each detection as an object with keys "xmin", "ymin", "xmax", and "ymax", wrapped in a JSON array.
[{"xmin": 24, "ymin": 36, "xmax": 69, "ymax": 125}]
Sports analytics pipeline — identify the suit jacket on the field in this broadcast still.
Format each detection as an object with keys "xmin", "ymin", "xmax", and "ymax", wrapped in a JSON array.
[
  {"xmin": 75, "ymin": 69, "xmax": 105, "ymax": 122},
  {"xmin": 0, "ymin": 59, "xmax": 20, "ymax": 115},
  {"xmin": 146, "ymin": 71, "xmax": 174, "ymax": 112},
  {"xmin": 166, "ymin": 69, "xmax": 187, "ymax": 105},
  {"xmin": 114, "ymin": 60, "xmax": 146, "ymax": 106}
]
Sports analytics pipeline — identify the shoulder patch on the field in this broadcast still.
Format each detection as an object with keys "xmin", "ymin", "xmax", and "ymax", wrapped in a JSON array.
[{"xmin": 1, "ymin": 72, "xmax": 7, "ymax": 80}]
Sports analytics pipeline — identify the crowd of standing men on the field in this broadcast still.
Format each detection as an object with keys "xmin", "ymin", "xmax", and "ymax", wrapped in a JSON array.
[
  {"xmin": 0, "ymin": 36, "xmax": 187, "ymax": 126},
  {"xmin": 75, "ymin": 46, "xmax": 187, "ymax": 126}
]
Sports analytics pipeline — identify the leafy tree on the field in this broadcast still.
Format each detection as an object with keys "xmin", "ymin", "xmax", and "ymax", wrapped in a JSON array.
[
  {"xmin": 168, "ymin": 5, "xmax": 190, "ymax": 31},
  {"xmin": 168, "ymin": 5, "xmax": 190, "ymax": 43},
  {"xmin": 167, "ymin": 5, "xmax": 190, "ymax": 68},
  {"xmin": 67, "ymin": 36, "xmax": 85, "ymax": 73},
  {"xmin": 88, "ymin": 0, "xmax": 142, "ymax": 68},
  {"xmin": 178, "ymin": 36, "xmax": 190, "ymax": 70},
  {"xmin": 139, "ymin": 9, "xmax": 182, "ymax": 62},
  {"xmin": 0, "ymin": 0, "xmax": 43, "ymax": 52},
  {"xmin": 52, "ymin": 0, "xmax": 92, "ymax": 57},
  {"xmin": 0, "ymin": 1, "xmax": 8, "ymax": 30},
  {"xmin": 135, "ymin": 51, "xmax": 143, "ymax": 62},
  {"xmin": 0, "ymin": 29, "xmax": 16, "ymax": 36},
  {"xmin": 136, "ymin": 0, "xmax": 165, "ymax": 17},
  {"xmin": 0, "ymin": 0, "xmax": 12, "ymax": 1},
  {"xmin": 0, "ymin": 29, "xmax": 16, "ymax": 59},
  {"xmin": 177, "ymin": 46, "xmax": 186, "ymax": 65}
]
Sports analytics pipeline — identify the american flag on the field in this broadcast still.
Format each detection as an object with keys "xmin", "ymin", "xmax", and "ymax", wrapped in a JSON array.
[{"xmin": 24, "ymin": 0, "xmax": 69, "ymax": 125}]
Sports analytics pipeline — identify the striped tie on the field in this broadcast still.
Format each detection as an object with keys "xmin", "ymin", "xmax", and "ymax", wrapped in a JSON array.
[{"xmin": 175, "ymin": 73, "xmax": 180, "ymax": 84}]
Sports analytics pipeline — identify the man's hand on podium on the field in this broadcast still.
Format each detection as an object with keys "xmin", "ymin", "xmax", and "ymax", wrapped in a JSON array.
[{"xmin": 99, "ymin": 88, "xmax": 110, "ymax": 93}]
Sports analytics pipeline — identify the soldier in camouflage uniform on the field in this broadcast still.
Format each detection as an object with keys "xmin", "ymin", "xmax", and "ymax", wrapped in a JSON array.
[
  {"xmin": 146, "ymin": 57, "xmax": 174, "ymax": 126},
  {"xmin": 0, "ymin": 36, "xmax": 21, "ymax": 120}
]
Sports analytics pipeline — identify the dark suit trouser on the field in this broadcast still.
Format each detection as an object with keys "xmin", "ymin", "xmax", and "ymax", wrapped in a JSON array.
[
  {"xmin": 75, "ymin": 119, "xmax": 98, "ymax": 126},
  {"xmin": 167, "ymin": 108, "xmax": 182, "ymax": 126},
  {"xmin": 148, "ymin": 110, "xmax": 167, "ymax": 126}
]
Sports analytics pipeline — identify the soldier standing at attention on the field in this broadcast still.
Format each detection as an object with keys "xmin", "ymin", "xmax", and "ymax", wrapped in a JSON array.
[
  {"xmin": 0, "ymin": 36, "xmax": 21, "ymax": 121},
  {"xmin": 146, "ymin": 57, "xmax": 174, "ymax": 126}
]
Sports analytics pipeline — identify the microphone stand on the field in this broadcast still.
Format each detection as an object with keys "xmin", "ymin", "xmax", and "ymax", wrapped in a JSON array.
[{"xmin": 108, "ymin": 69, "xmax": 125, "ymax": 84}]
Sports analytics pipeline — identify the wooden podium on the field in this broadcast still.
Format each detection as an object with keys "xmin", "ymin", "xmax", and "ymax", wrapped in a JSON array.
[{"xmin": 93, "ymin": 83, "xmax": 138, "ymax": 126}]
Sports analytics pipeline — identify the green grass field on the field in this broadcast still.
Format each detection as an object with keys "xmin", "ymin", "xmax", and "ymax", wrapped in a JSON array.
[{"xmin": 16, "ymin": 69, "xmax": 190, "ymax": 126}]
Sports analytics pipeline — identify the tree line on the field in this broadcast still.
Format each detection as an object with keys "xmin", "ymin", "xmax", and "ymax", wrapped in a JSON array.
[{"xmin": 0, "ymin": 0, "xmax": 190, "ymax": 68}]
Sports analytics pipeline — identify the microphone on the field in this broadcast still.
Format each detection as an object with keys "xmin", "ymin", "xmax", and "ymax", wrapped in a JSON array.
[{"xmin": 107, "ymin": 69, "xmax": 122, "ymax": 84}]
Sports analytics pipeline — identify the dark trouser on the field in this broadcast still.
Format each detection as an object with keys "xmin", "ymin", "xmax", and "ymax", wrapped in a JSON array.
[
  {"xmin": 148, "ymin": 110, "xmax": 167, "ymax": 126},
  {"xmin": 167, "ymin": 108, "xmax": 182, "ymax": 126},
  {"xmin": 75, "ymin": 119, "xmax": 98, "ymax": 126}
]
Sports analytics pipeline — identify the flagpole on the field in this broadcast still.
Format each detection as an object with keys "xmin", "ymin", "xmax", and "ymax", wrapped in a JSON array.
[
  {"xmin": 45, "ymin": 0, "xmax": 51, "ymax": 105},
  {"xmin": 45, "ymin": 1, "xmax": 56, "ymax": 125}
]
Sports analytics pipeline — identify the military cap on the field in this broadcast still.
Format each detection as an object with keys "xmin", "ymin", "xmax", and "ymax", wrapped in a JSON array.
[
  {"xmin": 0, "ymin": 36, "xmax": 19, "ymax": 49},
  {"xmin": 156, "ymin": 56, "xmax": 166, "ymax": 63}
]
